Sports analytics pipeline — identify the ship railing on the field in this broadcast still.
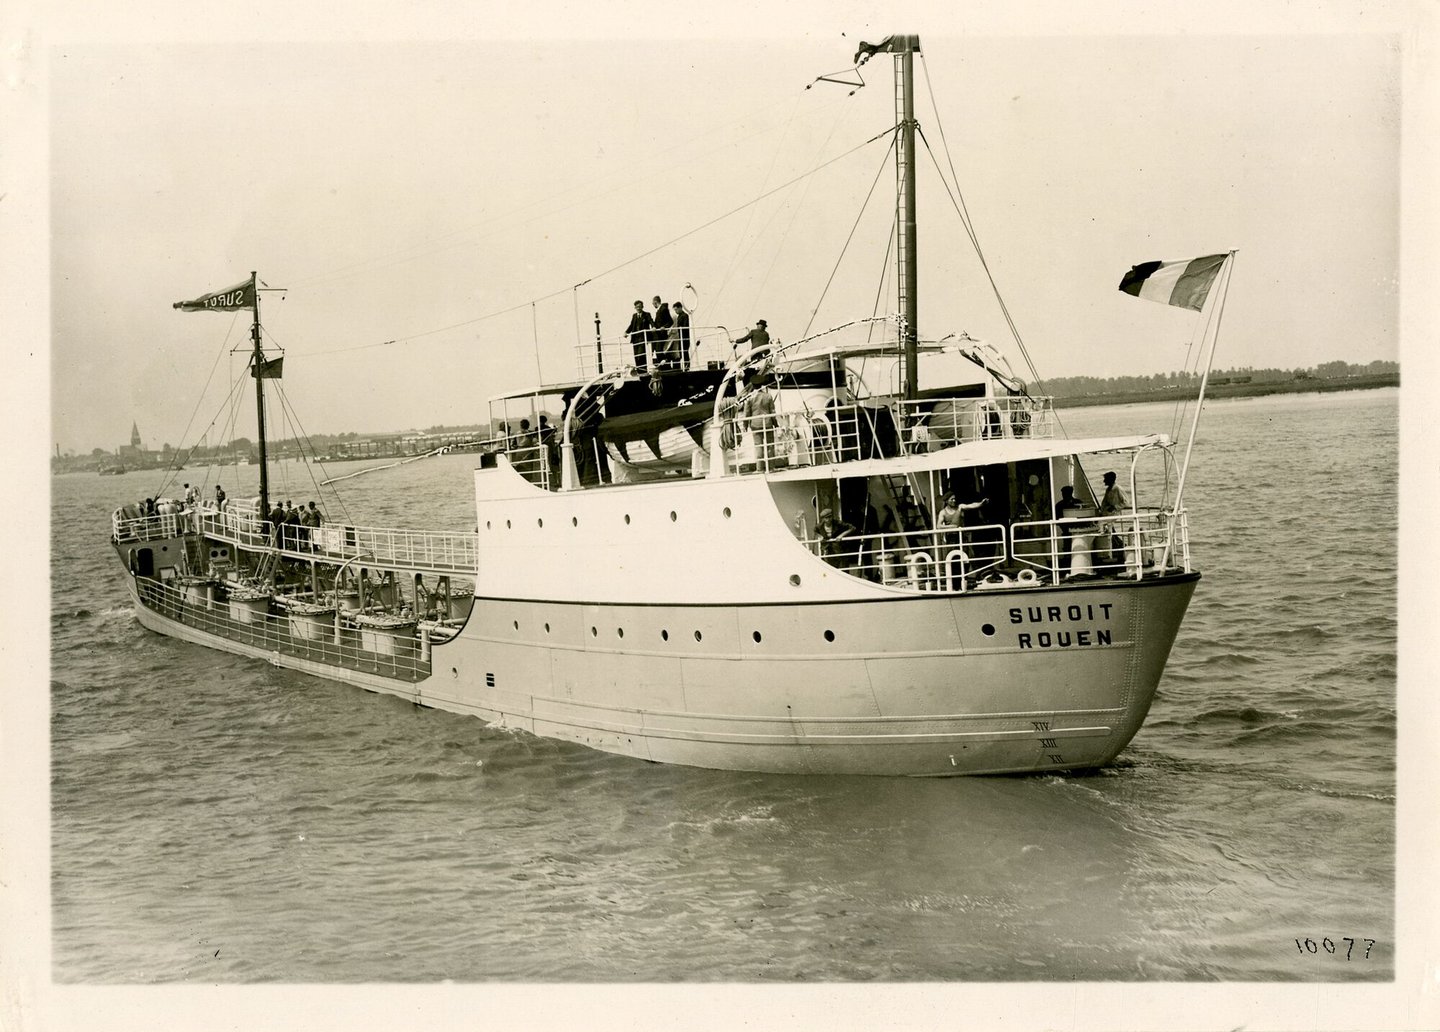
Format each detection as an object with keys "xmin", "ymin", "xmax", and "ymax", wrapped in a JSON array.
[
  {"xmin": 716, "ymin": 404, "xmax": 883, "ymax": 474},
  {"xmin": 892, "ymin": 394, "xmax": 1055, "ymax": 449},
  {"xmin": 1009, "ymin": 507, "xmax": 1190, "ymax": 580},
  {"xmin": 195, "ymin": 505, "xmax": 272, "ymax": 548},
  {"xmin": 133, "ymin": 577, "xmax": 432, "ymax": 681},
  {"xmin": 193, "ymin": 505, "xmax": 479, "ymax": 574},
  {"xmin": 713, "ymin": 396, "xmax": 1055, "ymax": 476},
  {"xmin": 112, "ymin": 508, "xmax": 188, "ymax": 542},
  {"xmin": 802, "ymin": 522, "xmax": 1009, "ymax": 589},
  {"xmin": 575, "ymin": 326, "xmax": 734, "ymax": 378},
  {"xmin": 501, "ymin": 442, "xmax": 554, "ymax": 490},
  {"xmin": 339, "ymin": 525, "xmax": 478, "ymax": 574}
]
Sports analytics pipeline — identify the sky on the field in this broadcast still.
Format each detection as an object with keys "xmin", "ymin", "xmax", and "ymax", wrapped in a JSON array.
[
  {"xmin": 2, "ymin": 4, "xmax": 1440, "ymax": 1024},
  {"xmin": 5, "ymin": 5, "xmax": 1440, "ymax": 1031},
  {"xmin": 37, "ymin": 17, "xmax": 1405, "ymax": 455}
]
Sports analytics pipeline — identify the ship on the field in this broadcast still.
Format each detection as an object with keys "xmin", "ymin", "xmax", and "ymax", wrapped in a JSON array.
[{"xmin": 108, "ymin": 36, "xmax": 1231, "ymax": 776}]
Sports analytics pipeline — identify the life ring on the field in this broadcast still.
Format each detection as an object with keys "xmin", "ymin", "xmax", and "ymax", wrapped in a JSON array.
[{"xmin": 1016, "ymin": 568, "xmax": 1038, "ymax": 585}]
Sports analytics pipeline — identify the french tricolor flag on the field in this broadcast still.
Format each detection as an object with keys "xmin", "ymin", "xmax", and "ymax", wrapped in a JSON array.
[{"xmin": 1118, "ymin": 254, "xmax": 1228, "ymax": 312}]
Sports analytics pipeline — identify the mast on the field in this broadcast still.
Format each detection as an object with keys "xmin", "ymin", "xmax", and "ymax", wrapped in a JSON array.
[
  {"xmin": 249, "ymin": 270, "xmax": 270, "ymax": 517},
  {"xmin": 894, "ymin": 35, "xmax": 921, "ymax": 400}
]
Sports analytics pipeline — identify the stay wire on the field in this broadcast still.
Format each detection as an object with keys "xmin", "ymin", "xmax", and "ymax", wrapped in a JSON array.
[
  {"xmin": 869, "ymin": 209, "xmax": 898, "ymax": 343},
  {"xmin": 804, "ymin": 131, "xmax": 897, "ymax": 338},
  {"xmin": 268, "ymin": 379, "xmax": 353, "ymax": 525},
  {"xmin": 305, "ymin": 130, "xmax": 893, "ymax": 359},
  {"xmin": 151, "ymin": 315, "xmax": 240, "ymax": 502},
  {"xmin": 290, "ymin": 92, "xmax": 849, "ymax": 292},
  {"xmin": 918, "ymin": 56, "xmax": 1069, "ymax": 432},
  {"xmin": 712, "ymin": 91, "xmax": 805, "ymax": 315}
]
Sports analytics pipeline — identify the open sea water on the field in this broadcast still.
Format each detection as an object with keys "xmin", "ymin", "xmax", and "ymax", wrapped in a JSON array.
[{"xmin": 48, "ymin": 390, "xmax": 1397, "ymax": 984}]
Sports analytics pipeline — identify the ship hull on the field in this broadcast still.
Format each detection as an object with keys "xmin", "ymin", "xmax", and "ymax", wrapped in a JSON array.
[{"xmin": 123, "ymin": 566, "xmax": 1197, "ymax": 776}]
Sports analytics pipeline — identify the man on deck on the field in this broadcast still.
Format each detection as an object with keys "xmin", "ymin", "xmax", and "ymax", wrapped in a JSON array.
[
  {"xmin": 626, "ymin": 300, "xmax": 653, "ymax": 368},
  {"xmin": 732, "ymin": 319, "xmax": 771, "ymax": 364}
]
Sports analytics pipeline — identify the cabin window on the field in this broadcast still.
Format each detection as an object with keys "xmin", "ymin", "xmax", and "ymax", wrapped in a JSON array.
[{"xmin": 823, "ymin": 629, "xmax": 835, "ymax": 642}]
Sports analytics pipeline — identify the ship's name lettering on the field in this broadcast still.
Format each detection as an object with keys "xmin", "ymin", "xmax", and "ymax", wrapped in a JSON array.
[
  {"xmin": 1011, "ymin": 603, "xmax": 1114, "ymax": 649},
  {"xmin": 1009, "ymin": 603, "xmax": 1113, "ymax": 624},
  {"xmin": 1016, "ymin": 628, "xmax": 1111, "ymax": 649},
  {"xmin": 201, "ymin": 290, "xmax": 246, "ymax": 308}
]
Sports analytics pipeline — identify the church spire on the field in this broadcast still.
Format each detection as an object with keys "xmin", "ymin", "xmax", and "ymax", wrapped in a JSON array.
[{"xmin": 130, "ymin": 422, "xmax": 142, "ymax": 449}]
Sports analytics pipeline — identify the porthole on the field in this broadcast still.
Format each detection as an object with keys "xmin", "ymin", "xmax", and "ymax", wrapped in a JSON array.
[
  {"xmin": 513, "ymin": 620, "xmax": 519, "ymax": 631},
  {"xmin": 485, "ymin": 520, "xmax": 492, "ymax": 530},
  {"xmin": 823, "ymin": 629, "xmax": 835, "ymax": 643},
  {"xmin": 616, "ymin": 628, "xmax": 625, "ymax": 639},
  {"xmin": 537, "ymin": 518, "xmax": 544, "ymax": 528},
  {"xmin": 723, "ymin": 507, "xmax": 732, "ymax": 518},
  {"xmin": 981, "ymin": 623, "xmax": 996, "ymax": 636},
  {"xmin": 544, "ymin": 622, "xmax": 551, "ymax": 633},
  {"xmin": 789, "ymin": 574, "xmax": 801, "ymax": 587},
  {"xmin": 669, "ymin": 511, "xmax": 677, "ymax": 522},
  {"xmin": 571, "ymin": 517, "xmax": 578, "ymax": 527},
  {"xmin": 752, "ymin": 631, "xmax": 762, "ymax": 643},
  {"xmin": 590, "ymin": 626, "xmax": 598, "ymax": 637},
  {"xmin": 505, "ymin": 519, "xmax": 512, "ymax": 529},
  {"xmin": 661, "ymin": 629, "xmax": 669, "ymax": 641},
  {"xmin": 624, "ymin": 514, "xmax": 631, "ymax": 525},
  {"xmin": 451, "ymin": 667, "xmax": 458, "ymax": 678}
]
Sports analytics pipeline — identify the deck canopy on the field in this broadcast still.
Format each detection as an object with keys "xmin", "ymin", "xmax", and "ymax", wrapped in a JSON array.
[{"xmin": 764, "ymin": 433, "xmax": 1171, "ymax": 482}]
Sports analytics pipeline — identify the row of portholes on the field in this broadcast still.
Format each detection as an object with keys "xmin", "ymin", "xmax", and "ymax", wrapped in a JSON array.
[
  {"xmin": 485, "ymin": 506, "xmax": 735, "ymax": 532},
  {"xmin": 509, "ymin": 618, "xmax": 836, "ymax": 644}
]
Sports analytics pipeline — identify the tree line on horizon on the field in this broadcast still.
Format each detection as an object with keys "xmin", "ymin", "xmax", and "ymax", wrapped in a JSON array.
[
  {"xmin": 60, "ymin": 358, "xmax": 1397, "ymax": 463},
  {"xmin": 1035, "ymin": 358, "xmax": 1397, "ymax": 398}
]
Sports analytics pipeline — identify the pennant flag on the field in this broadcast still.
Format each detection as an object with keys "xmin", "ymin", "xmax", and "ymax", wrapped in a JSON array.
[
  {"xmin": 854, "ymin": 37, "xmax": 895, "ymax": 64},
  {"xmin": 173, "ymin": 278, "xmax": 256, "ymax": 312},
  {"xmin": 251, "ymin": 356, "xmax": 283, "ymax": 379},
  {"xmin": 853, "ymin": 36, "xmax": 918, "ymax": 65},
  {"xmin": 1118, "ymin": 254, "xmax": 1227, "ymax": 312}
]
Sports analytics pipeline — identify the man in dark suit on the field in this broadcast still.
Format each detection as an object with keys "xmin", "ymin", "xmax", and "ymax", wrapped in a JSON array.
[{"xmin": 626, "ymin": 300, "xmax": 653, "ymax": 368}]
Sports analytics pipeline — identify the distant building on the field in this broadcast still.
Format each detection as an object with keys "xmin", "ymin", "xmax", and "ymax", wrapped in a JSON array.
[{"xmin": 118, "ymin": 422, "xmax": 144, "ymax": 461}]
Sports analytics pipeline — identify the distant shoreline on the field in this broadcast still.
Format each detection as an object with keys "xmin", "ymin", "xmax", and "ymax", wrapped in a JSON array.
[{"xmin": 1049, "ymin": 373, "xmax": 1398, "ymax": 409}]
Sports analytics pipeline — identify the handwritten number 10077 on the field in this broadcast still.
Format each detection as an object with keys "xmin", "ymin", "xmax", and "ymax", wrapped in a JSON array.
[{"xmin": 1295, "ymin": 937, "xmax": 1376, "ymax": 959}]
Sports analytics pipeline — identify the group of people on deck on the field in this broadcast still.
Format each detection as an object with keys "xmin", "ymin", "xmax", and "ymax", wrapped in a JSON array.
[
  {"xmin": 626, "ymin": 296, "xmax": 693, "ymax": 370},
  {"xmin": 268, "ymin": 499, "xmax": 326, "ymax": 550},
  {"xmin": 812, "ymin": 469, "xmax": 1133, "ymax": 584}
]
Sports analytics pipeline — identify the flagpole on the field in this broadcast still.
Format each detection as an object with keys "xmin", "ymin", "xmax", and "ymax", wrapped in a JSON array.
[
  {"xmin": 1162, "ymin": 250, "xmax": 1235, "ymax": 568},
  {"xmin": 250, "ymin": 270, "xmax": 270, "ymax": 523},
  {"xmin": 895, "ymin": 36, "xmax": 920, "ymax": 401}
]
